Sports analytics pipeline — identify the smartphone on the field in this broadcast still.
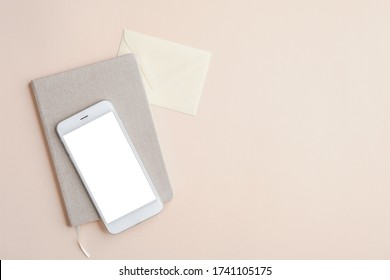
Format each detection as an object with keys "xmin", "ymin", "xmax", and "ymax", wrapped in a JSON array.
[{"xmin": 56, "ymin": 100, "xmax": 163, "ymax": 234}]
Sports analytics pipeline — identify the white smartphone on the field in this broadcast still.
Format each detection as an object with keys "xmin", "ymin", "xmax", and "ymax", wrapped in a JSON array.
[{"xmin": 56, "ymin": 100, "xmax": 163, "ymax": 234}]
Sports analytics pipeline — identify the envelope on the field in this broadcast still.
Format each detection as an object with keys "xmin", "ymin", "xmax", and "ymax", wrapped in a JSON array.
[{"xmin": 118, "ymin": 30, "xmax": 211, "ymax": 116}]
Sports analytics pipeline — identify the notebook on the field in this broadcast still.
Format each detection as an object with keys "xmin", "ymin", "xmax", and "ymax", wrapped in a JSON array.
[{"xmin": 31, "ymin": 54, "xmax": 173, "ymax": 226}]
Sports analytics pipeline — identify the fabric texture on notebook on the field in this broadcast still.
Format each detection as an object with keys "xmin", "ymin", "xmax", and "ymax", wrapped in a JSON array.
[{"xmin": 31, "ymin": 54, "xmax": 173, "ymax": 226}]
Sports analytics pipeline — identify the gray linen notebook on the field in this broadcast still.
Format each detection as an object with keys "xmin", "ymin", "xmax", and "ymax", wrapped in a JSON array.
[{"xmin": 31, "ymin": 54, "xmax": 173, "ymax": 226}]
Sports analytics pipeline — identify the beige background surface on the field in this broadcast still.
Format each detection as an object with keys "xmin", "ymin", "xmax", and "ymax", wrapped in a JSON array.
[{"xmin": 1, "ymin": 0, "xmax": 390, "ymax": 259}]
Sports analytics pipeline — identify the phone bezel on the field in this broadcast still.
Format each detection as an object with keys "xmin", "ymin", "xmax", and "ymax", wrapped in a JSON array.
[{"xmin": 56, "ymin": 100, "xmax": 163, "ymax": 234}]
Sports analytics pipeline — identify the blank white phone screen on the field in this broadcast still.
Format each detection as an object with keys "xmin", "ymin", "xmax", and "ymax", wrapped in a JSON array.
[{"xmin": 63, "ymin": 111, "xmax": 156, "ymax": 224}]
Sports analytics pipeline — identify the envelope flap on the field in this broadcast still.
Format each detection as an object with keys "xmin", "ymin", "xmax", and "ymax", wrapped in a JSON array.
[{"xmin": 123, "ymin": 30, "xmax": 211, "ymax": 90}]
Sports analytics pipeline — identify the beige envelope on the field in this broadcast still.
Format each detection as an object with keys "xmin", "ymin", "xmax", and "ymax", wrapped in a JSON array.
[{"xmin": 118, "ymin": 30, "xmax": 211, "ymax": 116}]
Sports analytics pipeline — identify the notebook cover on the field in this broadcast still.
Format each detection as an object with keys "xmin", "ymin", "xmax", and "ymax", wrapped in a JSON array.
[{"xmin": 31, "ymin": 54, "xmax": 173, "ymax": 226}]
